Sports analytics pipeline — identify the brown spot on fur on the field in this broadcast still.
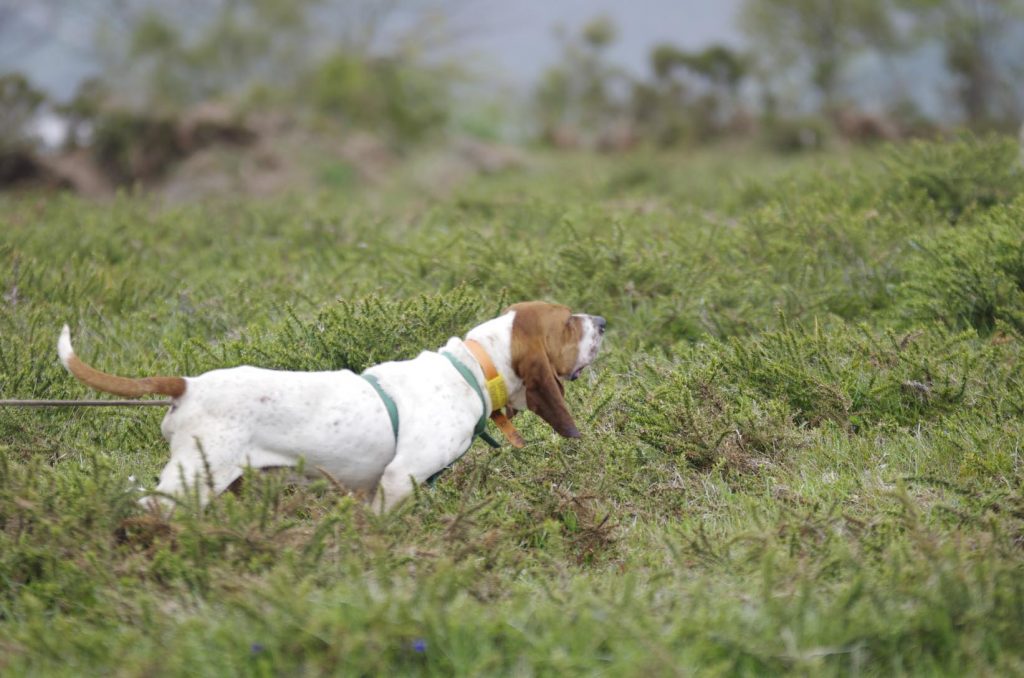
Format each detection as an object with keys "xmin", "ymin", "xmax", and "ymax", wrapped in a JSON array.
[{"xmin": 507, "ymin": 301, "xmax": 582, "ymax": 438}]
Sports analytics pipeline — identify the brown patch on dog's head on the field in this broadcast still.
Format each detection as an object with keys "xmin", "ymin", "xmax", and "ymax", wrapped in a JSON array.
[{"xmin": 507, "ymin": 301, "xmax": 584, "ymax": 438}]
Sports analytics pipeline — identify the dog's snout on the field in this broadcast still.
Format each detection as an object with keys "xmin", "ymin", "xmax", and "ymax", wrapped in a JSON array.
[{"xmin": 593, "ymin": 316, "xmax": 607, "ymax": 334}]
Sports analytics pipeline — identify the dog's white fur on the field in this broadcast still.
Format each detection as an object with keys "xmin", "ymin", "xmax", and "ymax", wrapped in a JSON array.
[{"xmin": 59, "ymin": 307, "xmax": 604, "ymax": 512}]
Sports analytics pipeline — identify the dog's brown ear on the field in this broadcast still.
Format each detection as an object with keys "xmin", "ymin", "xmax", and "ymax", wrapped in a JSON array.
[
  {"xmin": 516, "ymin": 348, "xmax": 580, "ymax": 438},
  {"xmin": 508, "ymin": 300, "xmax": 582, "ymax": 438}
]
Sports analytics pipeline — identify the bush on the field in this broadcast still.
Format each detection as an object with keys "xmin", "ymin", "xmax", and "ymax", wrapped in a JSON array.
[
  {"xmin": 307, "ymin": 52, "xmax": 453, "ymax": 144},
  {"xmin": 173, "ymin": 287, "xmax": 493, "ymax": 374},
  {"xmin": 902, "ymin": 198, "xmax": 1024, "ymax": 334},
  {"xmin": 90, "ymin": 110, "xmax": 184, "ymax": 183},
  {"xmin": 761, "ymin": 115, "xmax": 830, "ymax": 153},
  {"xmin": 615, "ymin": 320, "xmax": 999, "ymax": 474},
  {"xmin": 883, "ymin": 134, "xmax": 1024, "ymax": 224}
]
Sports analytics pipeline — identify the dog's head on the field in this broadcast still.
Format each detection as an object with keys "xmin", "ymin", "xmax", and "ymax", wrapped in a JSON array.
[{"xmin": 506, "ymin": 301, "xmax": 605, "ymax": 438}]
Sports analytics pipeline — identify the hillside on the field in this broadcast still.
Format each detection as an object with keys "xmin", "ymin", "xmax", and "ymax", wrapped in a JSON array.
[{"xmin": 2, "ymin": 136, "xmax": 1024, "ymax": 675}]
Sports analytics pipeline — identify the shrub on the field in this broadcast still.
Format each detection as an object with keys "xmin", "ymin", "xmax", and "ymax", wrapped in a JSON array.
[
  {"xmin": 307, "ymin": 52, "xmax": 453, "ymax": 144},
  {"xmin": 173, "ymin": 287, "xmax": 494, "ymax": 374},
  {"xmin": 883, "ymin": 134, "xmax": 1024, "ymax": 224},
  {"xmin": 614, "ymin": 320, "xmax": 1002, "ymax": 474},
  {"xmin": 901, "ymin": 199, "xmax": 1024, "ymax": 334},
  {"xmin": 91, "ymin": 110, "xmax": 184, "ymax": 183},
  {"xmin": 761, "ymin": 115, "xmax": 830, "ymax": 153}
]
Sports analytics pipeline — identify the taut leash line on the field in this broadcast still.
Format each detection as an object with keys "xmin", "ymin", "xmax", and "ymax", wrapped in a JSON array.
[{"xmin": 0, "ymin": 399, "xmax": 173, "ymax": 408}]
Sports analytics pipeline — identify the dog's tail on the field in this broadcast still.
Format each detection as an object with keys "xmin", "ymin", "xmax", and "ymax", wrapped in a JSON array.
[{"xmin": 58, "ymin": 325, "xmax": 187, "ymax": 398}]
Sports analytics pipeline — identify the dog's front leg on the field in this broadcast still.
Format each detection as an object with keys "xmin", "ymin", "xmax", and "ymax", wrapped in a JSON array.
[
  {"xmin": 375, "ymin": 465, "xmax": 417, "ymax": 513},
  {"xmin": 374, "ymin": 434, "xmax": 473, "ymax": 513}
]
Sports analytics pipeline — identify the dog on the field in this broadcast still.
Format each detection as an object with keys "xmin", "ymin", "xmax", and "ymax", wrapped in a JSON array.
[{"xmin": 58, "ymin": 301, "xmax": 605, "ymax": 511}]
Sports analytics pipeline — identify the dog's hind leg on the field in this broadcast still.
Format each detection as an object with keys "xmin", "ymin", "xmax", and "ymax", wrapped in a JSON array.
[{"xmin": 143, "ymin": 434, "xmax": 244, "ymax": 511}]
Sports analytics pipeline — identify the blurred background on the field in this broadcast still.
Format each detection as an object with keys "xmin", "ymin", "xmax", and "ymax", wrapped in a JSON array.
[{"xmin": 1, "ymin": 0, "xmax": 1022, "ymax": 199}]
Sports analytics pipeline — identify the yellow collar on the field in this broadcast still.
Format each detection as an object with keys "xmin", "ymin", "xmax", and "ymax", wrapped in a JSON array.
[
  {"xmin": 464, "ymin": 339, "xmax": 508, "ymax": 411},
  {"xmin": 464, "ymin": 339, "xmax": 524, "ymax": 448}
]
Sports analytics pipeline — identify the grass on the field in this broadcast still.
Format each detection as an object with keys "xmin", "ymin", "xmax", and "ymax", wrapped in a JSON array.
[{"xmin": 2, "ymin": 135, "xmax": 1024, "ymax": 675}]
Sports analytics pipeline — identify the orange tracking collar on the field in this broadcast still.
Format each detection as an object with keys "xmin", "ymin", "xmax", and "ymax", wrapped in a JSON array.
[{"xmin": 464, "ymin": 339, "xmax": 525, "ymax": 448}]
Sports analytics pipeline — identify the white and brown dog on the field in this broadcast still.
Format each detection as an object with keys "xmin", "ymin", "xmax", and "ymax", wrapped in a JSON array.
[{"xmin": 58, "ymin": 302, "xmax": 605, "ymax": 511}]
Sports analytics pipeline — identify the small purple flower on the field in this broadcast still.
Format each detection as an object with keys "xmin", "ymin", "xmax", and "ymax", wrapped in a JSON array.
[
  {"xmin": 412, "ymin": 638, "xmax": 427, "ymax": 653},
  {"xmin": 251, "ymin": 643, "xmax": 265, "ymax": 654}
]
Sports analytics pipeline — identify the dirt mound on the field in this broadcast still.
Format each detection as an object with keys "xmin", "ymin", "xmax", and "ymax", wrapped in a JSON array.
[
  {"xmin": 0, "ymin": 147, "xmax": 72, "ymax": 191},
  {"xmin": 177, "ymin": 102, "xmax": 256, "ymax": 152},
  {"xmin": 0, "ymin": 103, "xmax": 258, "ymax": 196},
  {"xmin": 38, "ymin": 149, "xmax": 115, "ymax": 197}
]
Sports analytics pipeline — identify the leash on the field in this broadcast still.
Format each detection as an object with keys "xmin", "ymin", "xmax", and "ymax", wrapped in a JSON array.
[{"xmin": 0, "ymin": 399, "xmax": 173, "ymax": 407}]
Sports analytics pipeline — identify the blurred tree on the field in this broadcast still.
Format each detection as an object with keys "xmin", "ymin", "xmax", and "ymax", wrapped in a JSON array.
[
  {"xmin": 633, "ymin": 45, "xmax": 691, "ymax": 146},
  {"xmin": 54, "ymin": 78, "xmax": 109, "ymax": 150},
  {"xmin": 675, "ymin": 44, "xmax": 751, "ymax": 125},
  {"xmin": 51, "ymin": 0, "xmax": 463, "ymax": 109},
  {"xmin": 896, "ymin": 0, "xmax": 1024, "ymax": 128},
  {"xmin": 740, "ymin": 0, "xmax": 901, "ymax": 110},
  {"xmin": 581, "ymin": 14, "xmax": 616, "ymax": 49},
  {"xmin": 636, "ymin": 43, "xmax": 751, "ymax": 146},
  {"xmin": 0, "ymin": 72, "xmax": 51, "ymax": 188},
  {"xmin": 94, "ymin": 0, "xmax": 322, "ymax": 111},
  {"xmin": 0, "ymin": 73, "xmax": 45, "ymax": 150},
  {"xmin": 308, "ymin": 52, "xmax": 454, "ymax": 142},
  {"xmin": 72, "ymin": 0, "xmax": 463, "ymax": 144},
  {"xmin": 677, "ymin": 45, "xmax": 750, "ymax": 99},
  {"xmin": 534, "ymin": 16, "xmax": 624, "ymax": 146}
]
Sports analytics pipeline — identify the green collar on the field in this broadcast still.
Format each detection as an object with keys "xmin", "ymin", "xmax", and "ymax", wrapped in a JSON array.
[{"xmin": 441, "ymin": 351, "xmax": 501, "ymax": 449}]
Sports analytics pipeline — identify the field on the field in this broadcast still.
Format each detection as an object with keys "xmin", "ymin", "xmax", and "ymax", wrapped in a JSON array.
[{"xmin": 2, "ymin": 136, "xmax": 1024, "ymax": 675}]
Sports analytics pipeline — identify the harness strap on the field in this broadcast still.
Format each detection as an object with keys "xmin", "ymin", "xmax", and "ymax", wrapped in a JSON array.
[
  {"xmin": 441, "ymin": 351, "xmax": 502, "ymax": 449},
  {"xmin": 362, "ymin": 352, "xmax": 510, "ymax": 489},
  {"xmin": 360, "ymin": 373, "xmax": 399, "ymax": 441}
]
